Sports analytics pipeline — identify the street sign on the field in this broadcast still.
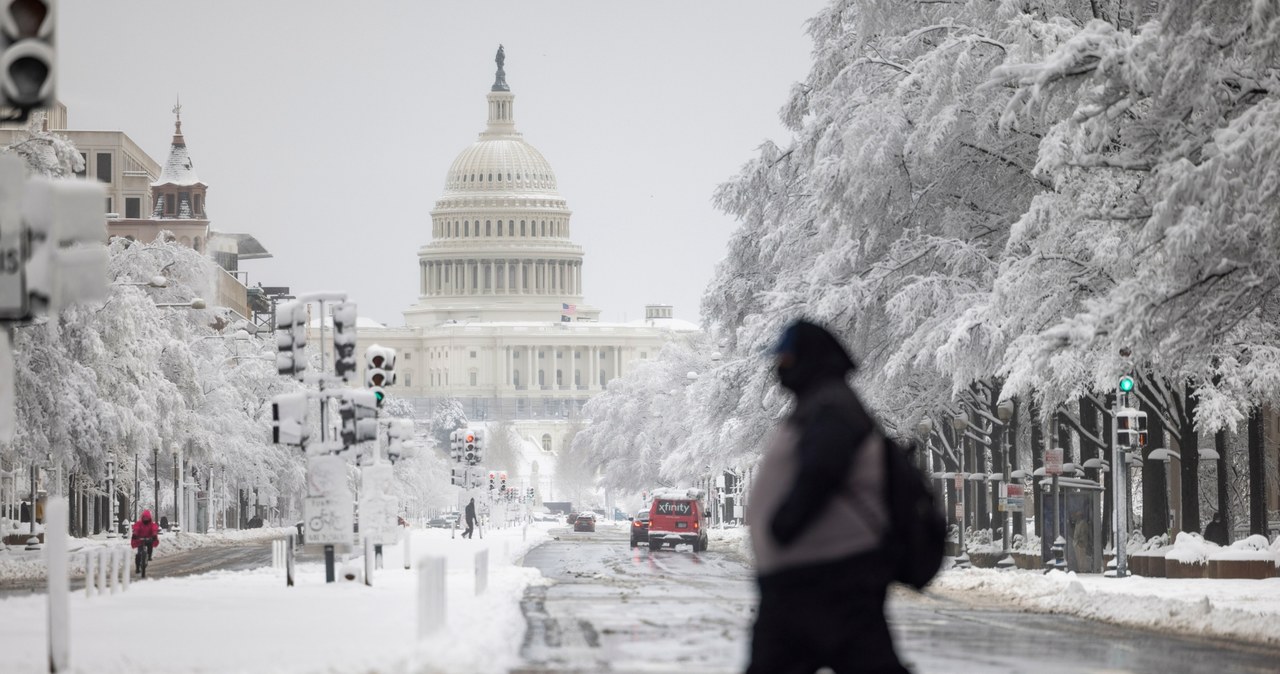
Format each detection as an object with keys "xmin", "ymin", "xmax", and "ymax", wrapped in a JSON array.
[
  {"xmin": 954, "ymin": 474, "xmax": 964, "ymax": 491},
  {"xmin": 305, "ymin": 455, "xmax": 353, "ymax": 546},
  {"xmin": 1045, "ymin": 448, "xmax": 1063, "ymax": 476},
  {"xmin": 954, "ymin": 503, "xmax": 963, "ymax": 520},
  {"xmin": 359, "ymin": 464, "xmax": 400, "ymax": 545},
  {"xmin": 999, "ymin": 484, "xmax": 1026, "ymax": 512}
]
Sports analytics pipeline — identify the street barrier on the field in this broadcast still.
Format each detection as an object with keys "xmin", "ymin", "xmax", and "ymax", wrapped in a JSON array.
[
  {"xmin": 364, "ymin": 537, "xmax": 374, "ymax": 587},
  {"xmin": 83, "ymin": 547, "xmax": 131, "ymax": 597},
  {"xmin": 403, "ymin": 527, "xmax": 412, "ymax": 570},
  {"xmin": 272, "ymin": 535, "xmax": 296, "ymax": 586},
  {"xmin": 418, "ymin": 555, "xmax": 446, "ymax": 638}
]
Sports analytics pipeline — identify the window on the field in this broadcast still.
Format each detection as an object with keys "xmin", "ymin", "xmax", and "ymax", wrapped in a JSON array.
[
  {"xmin": 194, "ymin": 194, "xmax": 202, "ymax": 215},
  {"xmin": 165, "ymin": 194, "xmax": 176, "ymax": 215},
  {"xmin": 556, "ymin": 370, "xmax": 563, "ymax": 386},
  {"xmin": 538, "ymin": 370, "xmax": 545, "ymax": 386},
  {"xmin": 96, "ymin": 152, "xmax": 112, "ymax": 183},
  {"xmin": 470, "ymin": 351, "xmax": 477, "ymax": 358},
  {"xmin": 469, "ymin": 372, "xmax": 477, "ymax": 386},
  {"xmin": 641, "ymin": 352, "xmax": 648, "ymax": 359},
  {"xmin": 403, "ymin": 352, "xmax": 411, "ymax": 361},
  {"xmin": 105, "ymin": 198, "xmax": 112, "ymax": 213},
  {"xmin": 125, "ymin": 197, "xmax": 140, "ymax": 219},
  {"xmin": 538, "ymin": 351, "xmax": 544, "ymax": 359},
  {"xmin": 574, "ymin": 351, "xmax": 581, "ymax": 359},
  {"xmin": 574, "ymin": 371, "xmax": 581, "ymax": 386},
  {"xmin": 513, "ymin": 350, "xmax": 520, "ymax": 359},
  {"xmin": 520, "ymin": 221, "xmax": 526, "ymax": 236},
  {"xmin": 513, "ymin": 370, "xmax": 521, "ymax": 386},
  {"xmin": 405, "ymin": 372, "xmax": 412, "ymax": 386},
  {"xmin": 541, "ymin": 434, "xmax": 552, "ymax": 453},
  {"xmin": 486, "ymin": 220, "xmax": 491, "ymax": 236},
  {"xmin": 465, "ymin": 221, "xmax": 470, "ymax": 237},
  {"xmin": 76, "ymin": 153, "xmax": 87, "ymax": 178}
]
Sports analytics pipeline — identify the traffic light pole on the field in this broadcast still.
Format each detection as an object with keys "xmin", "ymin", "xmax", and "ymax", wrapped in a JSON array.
[
  {"xmin": 1112, "ymin": 388, "xmax": 1128, "ymax": 577},
  {"xmin": 296, "ymin": 292, "xmax": 347, "ymax": 584}
]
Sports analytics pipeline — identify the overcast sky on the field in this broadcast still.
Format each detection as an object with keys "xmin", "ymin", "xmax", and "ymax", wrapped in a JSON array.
[{"xmin": 59, "ymin": 1, "xmax": 826, "ymax": 326}]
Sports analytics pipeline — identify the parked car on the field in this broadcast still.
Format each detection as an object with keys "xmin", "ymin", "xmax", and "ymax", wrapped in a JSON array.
[
  {"xmin": 629, "ymin": 509, "xmax": 651, "ymax": 548},
  {"xmin": 573, "ymin": 512, "xmax": 597, "ymax": 533},
  {"xmin": 648, "ymin": 489, "xmax": 708, "ymax": 552},
  {"xmin": 566, "ymin": 511, "xmax": 580, "ymax": 525},
  {"xmin": 427, "ymin": 517, "xmax": 449, "ymax": 529}
]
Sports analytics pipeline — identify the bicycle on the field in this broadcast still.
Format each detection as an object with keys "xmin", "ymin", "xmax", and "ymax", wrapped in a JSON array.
[{"xmin": 135, "ymin": 537, "xmax": 154, "ymax": 578}]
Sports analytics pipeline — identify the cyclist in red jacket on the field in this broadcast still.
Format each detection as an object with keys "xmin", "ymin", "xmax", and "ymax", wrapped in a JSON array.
[{"xmin": 131, "ymin": 510, "xmax": 161, "ymax": 572}]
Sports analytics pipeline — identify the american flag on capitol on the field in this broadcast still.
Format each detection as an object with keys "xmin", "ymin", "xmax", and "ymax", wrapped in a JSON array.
[{"xmin": 562, "ymin": 303, "xmax": 576, "ymax": 315}]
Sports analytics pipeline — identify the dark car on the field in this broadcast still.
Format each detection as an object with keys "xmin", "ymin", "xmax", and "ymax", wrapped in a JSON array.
[
  {"xmin": 427, "ymin": 517, "xmax": 449, "ymax": 529},
  {"xmin": 566, "ymin": 511, "xmax": 580, "ymax": 525},
  {"xmin": 629, "ymin": 510, "xmax": 651, "ymax": 548},
  {"xmin": 573, "ymin": 512, "xmax": 596, "ymax": 532}
]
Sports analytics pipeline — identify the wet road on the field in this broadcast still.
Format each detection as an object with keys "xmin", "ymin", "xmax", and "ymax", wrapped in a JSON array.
[{"xmin": 514, "ymin": 526, "xmax": 1280, "ymax": 673}]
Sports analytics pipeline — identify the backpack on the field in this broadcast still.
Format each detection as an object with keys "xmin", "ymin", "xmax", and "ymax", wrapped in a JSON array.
[{"xmin": 881, "ymin": 438, "xmax": 946, "ymax": 590}]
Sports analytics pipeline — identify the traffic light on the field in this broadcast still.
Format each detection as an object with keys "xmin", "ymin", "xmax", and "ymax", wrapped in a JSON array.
[
  {"xmin": 0, "ymin": 0, "xmax": 56, "ymax": 119},
  {"xmin": 275, "ymin": 301, "xmax": 308, "ymax": 379},
  {"xmin": 488, "ymin": 471, "xmax": 496, "ymax": 491},
  {"xmin": 1118, "ymin": 376, "xmax": 1135, "ymax": 393},
  {"xmin": 0, "ymin": 156, "xmax": 108, "ymax": 320},
  {"xmin": 364, "ymin": 344, "xmax": 396, "ymax": 406},
  {"xmin": 527, "ymin": 487, "xmax": 534, "ymax": 500},
  {"xmin": 449, "ymin": 429, "xmax": 463, "ymax": 462},
  {"xmin": 471, "ymin": 428, "xmax": 484, "ymax": 463},
  {"xmin": 332, "ymin": 301, "xmax": 357, "ymax": 382},
  {"xmin": 450, "ymin": 467, "xmax": 466, "ymax": 487},
  {"xmin": 271, "ymin": 391, "xmax": 310, "ymax": 446},
  {"xmin": 387, "ymin": 419, "xmax": 414, "ymax": 463},
  {"xmin": 1116, "ymin": 408, "xmax": 1148, "ymax": 447},
  {"xmin": 463, "ymin": 430, "xmax": 483, "ymax": 465},
  {"xmin": 338, "ymin": 389, "xmax": 377, "ymax": 447},
  {"xmin": 500, "ymin": 471, "xmax": 507, "ymax": 493}
]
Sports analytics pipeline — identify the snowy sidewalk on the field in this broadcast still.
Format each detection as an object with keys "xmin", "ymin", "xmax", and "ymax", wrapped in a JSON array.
[
  {"xmin": 0, "ymin": 523, "xmax": 555, "ymax": 673},
  {"xmin": 931, "ymin": 567, "xmax": 1280, "ymax": 646}
]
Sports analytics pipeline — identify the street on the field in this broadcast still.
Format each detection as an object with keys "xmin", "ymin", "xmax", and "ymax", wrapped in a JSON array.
[{"xmin": 515, "ymin": 524, "xmax": 1280, "ymax": 673}]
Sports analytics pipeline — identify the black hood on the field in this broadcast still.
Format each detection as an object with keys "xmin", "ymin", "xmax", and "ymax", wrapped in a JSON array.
[{"xmin": 772, "ymin": 319, "xmax": 857, "ymax": 395}]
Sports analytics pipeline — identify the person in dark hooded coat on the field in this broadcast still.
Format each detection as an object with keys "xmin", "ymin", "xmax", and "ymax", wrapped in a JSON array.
[
  {"xmin": 746, "ymin": 319, "xmax": 908, "ymax": 674},
  {"xmin": 1203, "ymin": 511, "xmax": 1229, "ymax": 546}
]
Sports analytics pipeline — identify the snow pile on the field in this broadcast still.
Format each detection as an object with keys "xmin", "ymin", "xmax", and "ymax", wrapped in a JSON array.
[
  {"xmin": 0, "ymin": 523, "xmax": 557, "ymax": 673},
  {"xmin": 1165, "ymin": 531, "xmax": 1218, "ymax": 565},
  {"xmin": 1209, "ymin": 535, "xmax": 1280, "ymax": 564},
  {"xmin": 1127, "ymin": 532, "xmax": 1169, "ymax": 556},
  {"xmin": 1013, "ymin": 532, "xmax": 1041, "ymax": 554},
  {"xmin": 931, "ymin": 567, "xmax": 1280, "ymax": 646}
]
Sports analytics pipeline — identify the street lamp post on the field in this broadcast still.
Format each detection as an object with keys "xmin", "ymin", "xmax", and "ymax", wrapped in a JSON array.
[
  {"xmin": 105, "ymin": 453, "xmax": 116, "ymax": 538},
  {"xmin": 950, "ymin": 413, "xmax": 969, "ymax": 567}
]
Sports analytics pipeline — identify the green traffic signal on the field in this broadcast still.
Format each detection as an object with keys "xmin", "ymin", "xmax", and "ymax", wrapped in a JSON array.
[
  {"xmin": 373, "ymin": 389, "xmax": 385, "ymax": 405},
  {"xmin": 1118, "ymin": 376, "xmax": 1135, "ymax": 392}
]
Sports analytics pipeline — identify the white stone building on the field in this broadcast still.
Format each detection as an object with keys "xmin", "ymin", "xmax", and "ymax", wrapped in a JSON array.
[{"xmin": 353, "ymin": 49, "xmax": 698, "ymax": 493}]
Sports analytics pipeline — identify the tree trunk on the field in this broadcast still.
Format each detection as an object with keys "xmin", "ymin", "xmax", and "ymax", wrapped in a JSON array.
[
  {"xmin": 1142, "ymin": 396, "xmax": 1169, "ymax": 538},
  {"xmin": 1031, "ymin": 397, "xmax": 1044, "ymax": 539},
  {"xmin": 1248, "ymin": 406, "xmax": 1267, "ymax": 536},
  {"xmin": 1180, "ymin": 383, "xmax": 1201, "ymax": 534},
  {"xmin": 1011, "ymin": 396, "xmax": 1024, "ymax": 538},
  {"xmin": 972, "ymin": 409, "xmax": 988, "ymax": 534},
  {"xmin": 1101, "ymin": 393, "xmax": 1114, "ymax": 549},
  {"xmin": 1079, "ymin": 397, "xmax": 1099, "ymax": 464}
]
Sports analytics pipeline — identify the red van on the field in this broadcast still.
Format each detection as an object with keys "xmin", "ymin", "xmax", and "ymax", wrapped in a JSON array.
[{"xmin": 647, "ymin": 488, "xmax": 709, "ymax": 552}]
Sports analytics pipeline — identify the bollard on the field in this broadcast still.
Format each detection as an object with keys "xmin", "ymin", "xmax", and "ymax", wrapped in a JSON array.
[
  {"xmin": 417, "ymin": 556, "xmax": 446, "ymax": 638},
  {"xmin": 107, "ymin": 549, "xmax": 117, "ymax": 594},
  {"xmin": 98, "ymin": 548, "xmax": 107, "ymax": 592},
  {"xmin": 286, "ymin": 533, "xmax": 295, "ymax": 587},
  {"xmin": 475, "ymin": 548, "xmax": 489, "ymax": 595},
  {"xmin": 403, "ymin": 527, "xmax": 412, "ymax": 570},
  {"xmin": 46, "ymin": 499, "xmax": 69, "ymax": 673},
  {"xmin": 121, "ymin": 548, "xmax": 131, "ymax": 592},
  {"xmin": 84, "ymin": 551, "xmax": 96, "ymax": 598},
  {"xmin": 364, "ymin": 537, "xmax": 374, "ymax": 587}
]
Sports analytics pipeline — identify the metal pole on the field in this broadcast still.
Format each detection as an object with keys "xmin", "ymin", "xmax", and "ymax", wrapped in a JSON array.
[
  {"xmin": 1113, "ymin": 390, "xmax": 1128, "ymax": 576},
  {"xmin": 1003, "ymin": 425, "xmax": 1012, "ymax": 556},
  {"xmin": 153, "ymin": 445, "xmax": 159, "ymax": 523},
  {"xmin": 316, "ymin": 299, "xmax": 336, "ymax": 583}
]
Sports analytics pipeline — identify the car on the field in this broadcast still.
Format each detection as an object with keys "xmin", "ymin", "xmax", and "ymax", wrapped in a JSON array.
[
  {"xmin": 566, "ymin": 511, "xmax": 580, "ymax": 525},
  {"xmin": 648, "ymin": 488, "xmax": 709, "ymax": 552},
  {"xmin": 629, "ymin": 509, "xmax": 651, "ymax": 548},
  {"xmin": 426, "ymin": 517, "xmax": 449, "ymax": 529},
  {"xmin": 573, "ymin": 512, "xmax": 596, "ymax": 532}
]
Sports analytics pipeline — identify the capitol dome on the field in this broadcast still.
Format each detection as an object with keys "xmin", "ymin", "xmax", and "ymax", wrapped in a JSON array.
[{"xmin": 443, "ymin": 138, "xmax": 558, "ymax": 195}]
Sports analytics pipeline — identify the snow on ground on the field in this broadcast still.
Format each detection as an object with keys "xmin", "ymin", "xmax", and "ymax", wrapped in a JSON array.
[
  {"xmin": 0, "ymin": 526, "xmax": 296, "ymax": 583},
  {"xmin": 0, "ymin": 522, "xmax": 556, "ymax": 673},
  {"xmin": 930, "ymin": 565, "xmax": 1280, "ymax": 646}
]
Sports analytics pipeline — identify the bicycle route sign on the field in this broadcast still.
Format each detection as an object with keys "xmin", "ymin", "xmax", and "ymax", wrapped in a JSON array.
[{"xmin": 305, "ymin": 455, "xmax": 353, "ymax": 546}]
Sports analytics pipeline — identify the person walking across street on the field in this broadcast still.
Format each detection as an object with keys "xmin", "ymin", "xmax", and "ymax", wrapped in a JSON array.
[
  {"xmin": 463, "ymin": 498, "xmax": 477, "ymax": 539},
  {"xmin": 746, "ymin": 318, "xmax": 909, "ymax": 674}
]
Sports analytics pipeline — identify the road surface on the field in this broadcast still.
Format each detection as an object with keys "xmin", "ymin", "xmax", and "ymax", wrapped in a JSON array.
[{"xmin": 514, "ymin": 524, "xmax": 1280, "ymax": 673}]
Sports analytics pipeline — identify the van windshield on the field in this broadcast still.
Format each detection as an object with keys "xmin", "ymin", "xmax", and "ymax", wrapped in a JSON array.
[{"xmin": 654, "ymin": 500, "xmax": 694, "ymax": 516}]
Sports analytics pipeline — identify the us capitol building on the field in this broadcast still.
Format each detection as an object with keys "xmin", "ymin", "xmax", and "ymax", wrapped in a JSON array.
[{"xmin": 354, "ymin": 47, "xmax": 698, "ymax": 474}]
